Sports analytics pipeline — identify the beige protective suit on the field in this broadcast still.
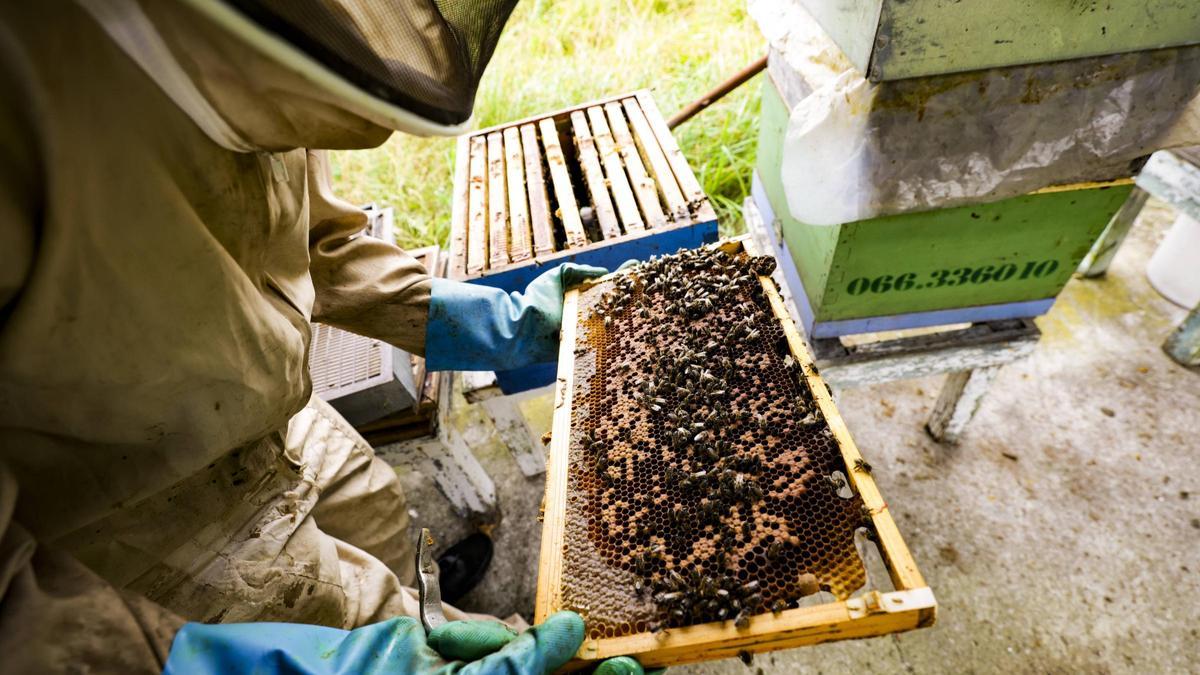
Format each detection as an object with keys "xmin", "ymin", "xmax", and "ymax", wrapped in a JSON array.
[{"xmin": 0, "ymin": 1, "xmax": 481, "ymax": 671}]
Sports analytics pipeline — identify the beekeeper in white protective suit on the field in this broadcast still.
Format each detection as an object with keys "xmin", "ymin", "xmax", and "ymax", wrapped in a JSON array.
[{"xmin": 0, "ymin": 1, "xmax": 653, "ymax": 673}]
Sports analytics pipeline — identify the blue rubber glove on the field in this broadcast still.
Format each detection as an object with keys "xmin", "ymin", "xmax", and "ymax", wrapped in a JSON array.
[
  {"xmin": 595, "ymin": 655, "xmax": 667, "ymax": 675},
  {"xmin": 163, "ymin": 611, "xmax": 585, "ymax": 675},
  {"xmin": 425, "ymin": 263, "xmax": 608, "ymax": 372}
]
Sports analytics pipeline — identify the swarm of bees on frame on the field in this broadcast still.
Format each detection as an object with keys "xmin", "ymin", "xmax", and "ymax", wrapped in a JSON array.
[{"xmin": 568, "ymin": 247, "xmax": 874, "ymax": 640}]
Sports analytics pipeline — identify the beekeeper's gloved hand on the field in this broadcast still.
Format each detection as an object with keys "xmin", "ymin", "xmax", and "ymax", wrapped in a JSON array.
[
  {"xmin": 162, "ymin": 611, "xmax": 585, "ymax": 674},
  {"xmin": 425, "ymin": 263, "xmax": 608, "ymax": 371},
  {"xmin": 596, "ymin": 655, "xmax": 668, "ymax": 675}
]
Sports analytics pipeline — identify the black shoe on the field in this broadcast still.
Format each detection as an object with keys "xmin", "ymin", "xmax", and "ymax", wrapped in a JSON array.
[{"xmin": 436, "ymin": 532, "xmax": 494, "ymax": 604}]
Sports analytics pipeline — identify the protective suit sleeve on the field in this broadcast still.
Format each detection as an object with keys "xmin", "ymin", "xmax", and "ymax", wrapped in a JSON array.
[
  {"xmin": 162, "ymin": 611, "xmax": 584, "ymax": 674},
  {"xmin": 306, "ymin": 150, "xmax": 433, "ymax": 355},
  {"xmin": 424, "ymin": 264, "xmax": 608, "ymax": 372},
  {"xmin": 0, "ymin": 463, "xmax": 185, "ymax": 673}
]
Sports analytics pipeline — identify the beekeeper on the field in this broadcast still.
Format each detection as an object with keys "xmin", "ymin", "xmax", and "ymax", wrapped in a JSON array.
[{"xmin": 0, "ymin": 0, "xmax": 635, "ymax": 672}]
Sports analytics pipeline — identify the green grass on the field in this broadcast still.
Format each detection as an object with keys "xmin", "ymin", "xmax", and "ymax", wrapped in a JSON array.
[{"xmin": 329, "ymin": 0, "xmax": 763, "ymax": 250}]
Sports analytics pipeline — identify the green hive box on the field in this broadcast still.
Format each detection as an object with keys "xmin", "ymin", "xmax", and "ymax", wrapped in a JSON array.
[
  {"xmin": 797, "ymin": 0, "xmax": 1200, "ymax": 81},
  {"xmin": 756, "ymin": 79, "xmax": 1132, "ymax": 335}
]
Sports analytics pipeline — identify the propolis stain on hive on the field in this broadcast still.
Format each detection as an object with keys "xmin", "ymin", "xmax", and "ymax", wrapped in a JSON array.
[{"xmin": 559, "ymin": 247, "xmax": 870, "ymax": 640}]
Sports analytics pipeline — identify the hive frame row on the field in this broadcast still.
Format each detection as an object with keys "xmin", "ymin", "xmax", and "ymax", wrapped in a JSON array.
[
  {"xmin": 535, "ymin": 239, "xmax": 936, "ymax": 669},
  {"xmin": 449, "ymin": 89, "xmax": 717, "ymax": 287}
]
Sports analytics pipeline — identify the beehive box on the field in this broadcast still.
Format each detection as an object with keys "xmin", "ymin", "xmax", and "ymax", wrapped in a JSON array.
[
  {"xmin": 536, "ymin": 240, "xmax": 934, "ymax": 668},
  {"xmin": 756, "ymin": 76, "xmax": 1134, "ymax": 338},
  {"xmin": 448, "ymin": 90, "xmax": 719, "ymax": 294},
  {"xmin": 793, "ymin": 0, "xmax": 1200, "ymax": 81}
]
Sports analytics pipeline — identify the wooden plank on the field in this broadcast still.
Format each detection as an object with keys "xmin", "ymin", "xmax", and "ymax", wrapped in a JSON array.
[
  {"xmin": 1137, "ymin": 150, "xmax": 1200, "ymax": 222},
  {"xmin": 622, "ymin": 97, "xmax": 689, "ymax": 222},
  {"xmin": 470, "ymin": 89, "xmax": 644, "ymax": 138},
  {"xmin": 534, "ymin": 288, "xmax": 579, "ymax": 624},
  {"xmin": 537, "ymin": 239, "xmax": 933, "ymax": 668},
  {"xmin": 460, "ymin": 368, "xmax": 544, "ymax": 476},
  {"xmin": 539, "ymin": 117, "xmax": 589, "ymax": 249},
  {"xmin": 635, "ymin": 91, "xmax": 716, "ymax": 222},
  {"xmin": 813, "ymin": 319, "xmax": 1038, "ymax": 363},
  {"xmin": 480, "ymin": 395, "xmax": 546, "ymax": 477},
  {"xmin": 1078, "ymin": 187, "xmax": 1149, "ymax": 278},
  {"xmin": 521, "ymin": 124, "xmax": 557, "ymax": 257},
  {"xmin": 1032, "ymin": 177, "xmax": 1134, "ymax": 195},
  {"xmin": 809, "ymin": 319, "xmax": 1040, "ymax": 388},
  {"xmin": 449, "ymin": 135, "xmax": 471, "ymax": 278},
  {"xmin": 817, "ymin": 333, "xmax": 1036, "ymax": 390},
  {"xmin": 503, "ymin": 127, "xmax": 533, "ymax": 263},
  {"xmin": 570, "ymin": 110, "xmax": 621, "ymax": 239},
  {"xmin": 374, "ymin": 372, "xmax": 499, "ymax": 521},
  {"xmin": 587, "ymin": 106, "xmax": 644, "ymax": 232},
  {"xmin": 466, "ymin": 135, "xmax": 488, "ymax": 274},
  {"xmin": 924, "ymin": 367, "xmax": 1000, "ymax": 444},
  {"xmin": 460, "ymin": 370, "xmax": 500, "ymax": 404},
  {"xmin": 605, "ymin": 101, "xmax": 666, "ymax": 229},
  {"xmin": 570, "ymin": 588, "xmax": 934, "ymax": 668},
  {"xmin": 486, "ymin": 132, "xmax": 509, "ymax": 269},
  {"xmin": 1164, "ymin": 303, "xmax": 1200, "ymax": 367}
]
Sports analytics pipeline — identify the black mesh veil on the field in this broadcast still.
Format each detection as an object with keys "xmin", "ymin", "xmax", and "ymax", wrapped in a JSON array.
[{"xmin": 224, "ymin": 0, "xmax": 519, "ymax": 126}]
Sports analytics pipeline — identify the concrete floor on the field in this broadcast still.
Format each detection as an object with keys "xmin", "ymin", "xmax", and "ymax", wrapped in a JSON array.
[{"xmin": 387, "ymin": 199, "xmax": 1199, "ymax": 673}]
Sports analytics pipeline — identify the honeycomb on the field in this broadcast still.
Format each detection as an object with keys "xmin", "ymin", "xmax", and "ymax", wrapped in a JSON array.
[{"xmin": 560, "ymin": 247, "xmax": 869, "ymax": 640}]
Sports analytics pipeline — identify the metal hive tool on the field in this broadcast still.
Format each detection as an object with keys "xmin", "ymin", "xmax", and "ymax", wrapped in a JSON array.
[{"xmin": 536, "ymin": 240, "xmax": 935, "ymax": 669}]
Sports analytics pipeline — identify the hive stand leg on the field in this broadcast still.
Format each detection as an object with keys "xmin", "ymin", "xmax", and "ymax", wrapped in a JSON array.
[
  {"xmin": 925, "ymin": 367, "xmax": 1000, "ymax": 444},
  {"xmin": 1163, "ymin": 303, "xmax": 1200, "ymax": 367},
  {"xmin": 1078, "ymin": 187, "xmax": 1149, "ymax": 278},
  {"xmin": 479, "ymin": 395, "xmax": 546, "ymax": 477}
]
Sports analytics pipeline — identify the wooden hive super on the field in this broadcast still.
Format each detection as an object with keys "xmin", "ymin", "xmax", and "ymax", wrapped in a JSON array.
[
  {"xmin": 536, "ymin": 240, "xmax": 935, "ymax": 669},
  {"xmin": 449, "ymin": 90, "xmax": 719, "ymax": 293}
]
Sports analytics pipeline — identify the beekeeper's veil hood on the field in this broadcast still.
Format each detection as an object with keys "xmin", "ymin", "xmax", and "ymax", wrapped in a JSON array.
[{"xmin": 77, "ymin": 0, "xmax": 518, "ymax": 150}]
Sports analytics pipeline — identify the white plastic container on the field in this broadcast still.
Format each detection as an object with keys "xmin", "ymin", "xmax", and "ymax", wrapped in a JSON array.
[{"xmin": 1147, "ymin": 212, "xmax": 1200, "ymax": 308}]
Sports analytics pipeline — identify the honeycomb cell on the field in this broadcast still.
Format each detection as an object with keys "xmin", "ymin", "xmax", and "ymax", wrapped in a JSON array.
[{"xmin": 558, "ymin": 248, "xmax": 869, "ymax": 638}]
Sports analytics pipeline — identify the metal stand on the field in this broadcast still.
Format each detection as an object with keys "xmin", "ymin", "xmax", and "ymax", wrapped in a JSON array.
[
  {"xmin": 1164, "ymin": 304, "xmax": 1200, "ymax": 367},
  {"xmin": 1082, "ymin": 149, "xmax": 1200, "ymax": 366},
  {"xmin": 1077, "ymin": 187, "xmax": 1149, "ymax": 278}
]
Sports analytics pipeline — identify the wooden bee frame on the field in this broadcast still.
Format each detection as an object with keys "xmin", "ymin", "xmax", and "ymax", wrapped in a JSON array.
[
  {"xmin": 448, "ymin": 90, "xmax": 718, "ymax": 294},
  {"xmin": 535, "ymin": 239, "xmax": 936, "ymax": 668}
]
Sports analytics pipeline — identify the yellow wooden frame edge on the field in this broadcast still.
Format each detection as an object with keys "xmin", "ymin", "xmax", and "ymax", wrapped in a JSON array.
[{"xmin": 1031, "ymin": 176, "xmax": 1134, "ymax": 195}]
